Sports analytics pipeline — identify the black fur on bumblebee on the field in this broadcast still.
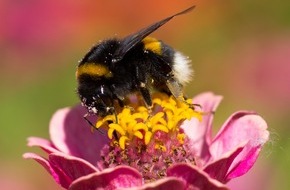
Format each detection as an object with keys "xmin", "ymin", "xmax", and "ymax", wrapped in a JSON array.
[{"xmin": 76, "ymin": 6, "xmax": 195, "ymax": 119}]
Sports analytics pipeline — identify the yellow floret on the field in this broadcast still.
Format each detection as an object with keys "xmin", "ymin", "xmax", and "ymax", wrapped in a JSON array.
[{"xmin": 95, "ymin": 94, "xmax": 202, "ymax": 149}]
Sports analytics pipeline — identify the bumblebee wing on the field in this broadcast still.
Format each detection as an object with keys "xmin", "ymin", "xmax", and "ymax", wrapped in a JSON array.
[{"xmin": 113, "ymin": 5, "xmax": 195, "ymax": 62}]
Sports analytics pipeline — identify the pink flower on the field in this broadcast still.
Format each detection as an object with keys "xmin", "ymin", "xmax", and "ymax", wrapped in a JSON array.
[{"xmin": 24, "ymin": 92, "xmax": 269, "ymax": 190}]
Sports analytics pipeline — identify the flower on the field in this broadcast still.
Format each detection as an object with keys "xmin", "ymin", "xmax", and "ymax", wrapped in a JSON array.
[{"xmin": 23, "ymin": 92, "xmax": 269, "ymax": 190}]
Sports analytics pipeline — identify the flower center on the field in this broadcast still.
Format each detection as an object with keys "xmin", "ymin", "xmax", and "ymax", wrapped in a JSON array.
[{"xmin": 96, "ymin": 93, "xmax": 202, "ymax": 182}]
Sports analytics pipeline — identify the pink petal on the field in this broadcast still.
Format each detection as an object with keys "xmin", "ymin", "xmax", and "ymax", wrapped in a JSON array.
[
  {"xmin": 181, "ymin": 92, "xmax": 223, "ymax": 165},
  {"xmin": 204, "ymin": 146, "xmax": 244, "ymax": 183},
  {"xmin": 225, "ymin": 143, "xmax": 263, "ymax": 181},
  {"xmin": 193, "ymin": 92, "xmax": 223, "ymax": 142},
  {"xmin": 227, "ymin": 162, "xmax": 270, "ymax": 190},
  {"xmin": 69, "ymin": 166, "xmax": 143, "ymax": 190},
  {"xmin": 27, "ymin": 137, "xmax": 60, "ymax": 154},
  {"xmin": 167, "ymin": 163, "xmax": 229, "ymax": 190},
  {"xmin": 210, "ymin": 111, "xmax": 269, "ymax": 180},
  {"xmin": 23, "ymin": 153, "xmax": 71, "ymax": 188},
  {"xmin": 120, "ymin": 177, "xmax": 185, "ymax": 190},
  {"xmin": 49, "ymin": 105, "xmax": 110, "ymax": 165},
  {"xmin": 49, "ymin": 153, "xmax": 99, "ymax": 184}
]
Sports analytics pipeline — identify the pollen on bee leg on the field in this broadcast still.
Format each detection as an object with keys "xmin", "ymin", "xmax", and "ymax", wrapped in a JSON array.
[
  {"xmin": 142, "ymin": 105, "xmax": 154, "ymax": 124},
  {"xmin": 106, "ymin": 106, "xmax": 118, "ymax": 124},
  {"xmin": 124, "ymin": 105, "xmax": 135, "ymax": 112},
  {"xmin": 91, "ymin": 107, "xmax": 98, "ymax": 114},
  {"xmin": 140, "ymin": 82, "xmax": 146, "ymax": 88},
  {"xmin": 147, "ymin": 105, "xmax": 153, "ymax": 115},
  {"xmin": 177, "ymin": 95, "xmax": 202, "ymax": 111}
]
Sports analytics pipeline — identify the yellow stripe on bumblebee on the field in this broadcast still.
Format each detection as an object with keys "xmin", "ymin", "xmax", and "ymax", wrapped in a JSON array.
[
  {"xmin": 76, "ymin": 63, "xmax": 113, "ymax": 78},
  {"xmin": 142, "ymin": 37, "xmax": 162, "ymax": 55}
]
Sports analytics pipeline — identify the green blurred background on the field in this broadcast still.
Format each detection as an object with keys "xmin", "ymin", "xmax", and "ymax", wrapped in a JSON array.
[{"xmin": 1, "ymin": 0, "xmax": 289, "ymax": 189}]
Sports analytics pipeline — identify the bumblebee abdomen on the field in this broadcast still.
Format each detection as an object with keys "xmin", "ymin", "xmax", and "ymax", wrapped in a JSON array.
[
  {"xmin": 142, "ymin": 36, "xmax": 192, "ymax": 85},
  {"xmin": 142, "ymin": 37, "xmax": 162, "ymax": 55}
]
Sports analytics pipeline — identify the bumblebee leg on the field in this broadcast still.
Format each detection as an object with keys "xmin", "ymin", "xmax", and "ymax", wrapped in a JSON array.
[
  {"xmin": 117, "ymin": 98, "xmax": 124, "ymax": 107},
  {"xmin": 135, "ymin": 66, "xmax": 153, "ymax": 109},
  {"xmin": 166, "ymin": 77, "xmax": 204, "ymax": 110},
  {"xmin": 111, "ymin": 84, "xmax": 135, "ymax": 113},
  {"xmin": 139, "ymin": 85, "xmax": 152, "ymax": 108},
  {"xmin": 108, "ymin": 106, "xmax": 118, "ymax": 123},
  {"xmin": 166, "ymin": 77, "xmax": 184, "ymax": 100}
]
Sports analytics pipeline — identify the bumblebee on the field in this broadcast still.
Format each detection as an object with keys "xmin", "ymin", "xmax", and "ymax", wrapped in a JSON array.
[{"xmin": 76, "ymin": 6, "xmax": 195, "ymax": 118}]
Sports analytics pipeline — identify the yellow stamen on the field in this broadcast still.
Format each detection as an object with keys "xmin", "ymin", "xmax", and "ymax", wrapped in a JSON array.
[
  {"xmin": 134, "ymin": 131, "xmax": 144, "ymax": 139},
  {"xmin": 155, "ymin": 143, "xmax": 167, "ymax": 152},
  {"xmin": 144, "ymin": 131, "xmax": 153, "ymax": 145},
  {"xmin": 96, "ymin": 115, "xmax": 116, "ymax": 128},
  {"xmin": 119, "ymin": 136, "xmax": 129, "ymax": 150},
  {"xmin": 96, "ymin": 94, "xmax": 203, "ymax": 149},
  {"xmin": 152, "ymin": 124, "xmax": 169, "ymax": 133},
  {"xmin": 108, "ymin": 128, "xmax": 115, "ymax": 139},
  {"xmin": 109, "ymin": 124, "xmax": 126, "ymax": 136},
  {"xmin": 177, "ymin": 133, "xmax": 186, "ymax": 144},
  {"xmin": 133, "ymin": 123, "xmax": 148, "ymax": 132}
]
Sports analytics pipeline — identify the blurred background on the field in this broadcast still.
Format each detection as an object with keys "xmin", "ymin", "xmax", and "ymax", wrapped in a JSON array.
[{"xmin": 0, "ymin": 0, "xmax": 289, "ymax": 189}]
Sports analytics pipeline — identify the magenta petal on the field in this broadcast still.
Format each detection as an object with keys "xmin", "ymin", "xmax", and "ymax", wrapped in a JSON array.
[
  {"xmin": 192, "ymin": 92, "xmax": 223, "ymax": 140},
  {"xmin": 27, "ymin": 137, "xmax": 60, "ymax": 154},
  {"xmin": 49, "ymin": 105, "xmax": 110, "ymax": 165},
  {"xmin": 204, "ymin": 146, "xmax": 244, "ymax": 183},
  {"xmin": 167, "ymin": 163, "xmax": 229, "ymax": 190},
  {"xmin": 226, "ymin": 143, "xmax": 264, "ymax": 180},
  {"xmin": 49, "ymin": 153, "xmax": 98, "ymax": 185},
  {"xmin": 120, "ymin": 177, "xmax": 185, "ymax": 190},
  {"xmin": 182, "ymin": 92, "xmax": 223, "ymax": 164},
  {"xmin": 69, "ymin": 166, "xmax": 143, "ymax": 190},
  {"xmin": 23, "ymin": 153, "xmax": 71, "ymax": 188},
  {"xmin": 209, "ymin": 112, "xmax": 269, "ymax": 179}
]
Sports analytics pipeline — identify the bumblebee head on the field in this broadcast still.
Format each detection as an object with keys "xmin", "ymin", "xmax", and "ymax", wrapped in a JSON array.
[
  {"xmin": 76, "ymin": 40, "xmax": 121, "ymax": 79},
  {"xmin": 76, "ymin": 40, "xmax": 122, "ymax": 117},
  {"xmin": 78, "ymin": 79, "xmax": 115, "ymax": 116}
]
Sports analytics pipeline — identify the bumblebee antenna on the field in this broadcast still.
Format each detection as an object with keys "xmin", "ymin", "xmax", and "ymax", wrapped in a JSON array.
[{"xmin": 83, "ymin": 113, "xmax": 104, "ymax": 134}]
